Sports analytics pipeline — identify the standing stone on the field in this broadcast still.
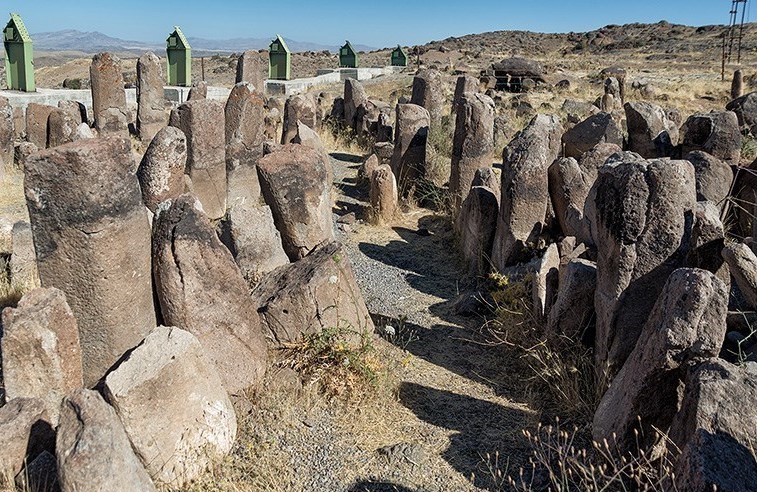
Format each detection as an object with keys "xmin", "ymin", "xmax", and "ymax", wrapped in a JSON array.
[
  {"xmin": 686, "ymin": 150, "xmax": 733, "ymax": 207},
  {"xmin": 169, "ymin": 99, "xmax": 227, "ymax": 219},
  {"xmin": 264, "ymin": 107, "xmax": 281, "ymax": 141},
  {"xmin": 604, "ymin": 77, "xmax": 620, "ymax": 98},
  {"xmin": 600, "ymin": 93, "xmax": 614, "ymax": 112},
  {"xmin": 561, "ymin": 112, "xmax": 623, "ymax": 159},
  {"xmin": 152, "ymin": 195, "xmax": 268, "ymax": 394},
  {"xmin": 390, "ymin": 103, "xmax": 430, "ymax": 195},
  {"xmin": 24, "ymin": 137, "xmax": 156, "ymax": 387},
  {"xmin": 187, "ymin": 80, "xmax": 207, "ymax": 100},
  {"xmin": 359, "ymin": 154, "xmax": 380, "ymax": 181},
  {"xmin": 624, "ymin": 101, "xmax": 679, "ymax": 158},
  {"xmin": 25, "ymin": 103, "xmax": 55, "ymax": 149},
  {"xmin": 452, "ymin": 74, "xmax": 479, "ymax": 114},
  {"xmin": 593, "ymin": 154, "xmax": 697, "ymax": 379},
  {"xmin": 681, "ymin": 111, "xmax": 742, "ymax": 164},
  {"xmin": 1, "ymin": 288, "xmax": 83, "ymax": 425},
  {"xmin": 225, "ymin": 82, "xmax": 265, "ymax": 208},
  {"xmin": 492, "ymin": 114, "xmax": 562, "ymax": 270},
  {"xmin": 726, "ymin": 91, "xmax": 757, "ymax": 134},
  {"xmin": 593, "ymin": 268, "xmax": 727, "ymax": 455},
  {"xmin": 137, "ymin": 126, "xmax": 187, "ymax": 212},
  {"xmin": 722, "ymin": 242, "xmax": 757, "ymax": 309},
  {"xmin": 457, "ymin": 185, "xmax": 499, "ymax": 274},
  {"xmin": 136, "ymin": 52, "xmax": 166, "ymax": 143},
  {"xmin": 450, "ymin": 93, "xmax": 495, "ymax": 209},
  {"xmin": 103, "ymin": 326, "xmax": 237, "ymax": 487},
  {"xmin": 0, "ymin": 398, "xmax": 53, "ymax": 479},
  {"xmin": 46, "ymin": 108, "xmax": 79, "ymax": 148},
  {"xmin": 410, "ymin": 69, "xmax": 444, "ymax": 127},
  {"xmin": 668, "ymin": 358, "xmax": 757, "ymax": 492},
  {"xmin": 57, "ymin": 389, "xmax": 155, "ymax": 492},
  {"xmin": 257, "ymin": 144, "xmax": 334, "ymax": 261},
  {"xmin": 58, "ymin": 100, "xmax": 86, "ymax": 125},
  {"xmin": 532, "ymin": 243, "xmax": 560, "ymax": 319},
  {"xmin": 235, "ymin": 50, "xmax": 266, "ymax": 90},
  {"xmin": 9, "ymin": 221, "xmax": 38, "ymax": 289},
  {"xmin": 344, "ymin": 78, "xmax": 368, "ymax": 131},
  {"xmin": 547, "ymin": 259, "xmax": 597, "ymax": 340},
  {"xmin": 731, "ymin": 69, "xmax": 744, "ymax": 100},
  {"xmin": 369, "ymin": 164, "xmax": 398, "ymax": 224},
  {"xmin": 14, "ymin": 142, "xmax": 37, "ymax": 170},
  {"xmin": 222, "ymin": 204, "xmax": 289, "ymax": 286},
  {"xmin": 292, "ymin": 120, "xmax": 326, "ymax": 154},
  {"xmin": 90, "ymin": 52, "xmax": 128, "ymax": 136},
  {"xmin": 281, "ymin": 93, "xmax": 317, "ymax": 144},
  {"xmin": 0, "ymin": 96, "xmax": 13, "ymax": 166}
]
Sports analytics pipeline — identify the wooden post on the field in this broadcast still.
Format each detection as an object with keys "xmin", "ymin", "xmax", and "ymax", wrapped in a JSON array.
[{"xmin": 201, "ymin": 57, "xmax": 206, "ymax": 81}]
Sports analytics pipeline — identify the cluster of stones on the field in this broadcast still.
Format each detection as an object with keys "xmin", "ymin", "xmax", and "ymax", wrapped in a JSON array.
[{"xmin": 0, "ymin": 50, "xmax": 375, "ymax": 489}]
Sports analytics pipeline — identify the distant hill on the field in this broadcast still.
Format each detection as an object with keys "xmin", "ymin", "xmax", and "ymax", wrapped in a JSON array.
[{"xmin": 31, "ymin": 30, "xmax": 377, "ymax": 54}]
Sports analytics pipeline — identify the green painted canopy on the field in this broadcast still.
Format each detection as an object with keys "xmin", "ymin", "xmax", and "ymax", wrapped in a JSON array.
[
  {"xmin": 270, "ymin": 34, "xmax": 290, "ymax": 54},
  {"xmin": 167, "ymin": 26, "xmax": 190, "ymax": 50},
  {"xmin": 5, "ymin": 13, "xmax": 32, "ymax": 43}
]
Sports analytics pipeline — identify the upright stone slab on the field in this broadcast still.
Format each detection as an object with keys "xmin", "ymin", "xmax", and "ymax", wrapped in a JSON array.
[
  {"xmin": 344, "ymin": 78, "xmax": 368, "ymax": 131},
  {"xmin": 410, "ymin": 69, "xmax": 444, "ymax": 127},
  {"xmin": 681, "ymin": 111, "xmax": 742, "ymax": 164},
  {"xmin": 452, "ymin": 74, "xmax": 479, "ymax": 114},
  {"xmin": 187, "ymin": 81, "xmax": 208, "ymax": 100},
  {"xmin": 46, "ymin": 108, "xmax": 79, "ymax": 148},
  {"xmin": 561, "ymin": 112, "xmax": 623, "ymax": 159},
  {"xmin": 169, "ymin": 99, "xmax": 227, "ymax": 219},
  {"xmin": 731, "ymin": 69, "xmax": 744, "ymax": 100},
  {"xmin": 57, "ymin": 389, "xmax": 155, "ymax": 492},
  {"xmin": 390, "ymin": 103, "xmax": 430, "ymax": 195},
  {"xmin": 593, "ymin": 153, "xmax": 697, "ymax": 378},
  {"xmin": 24, "ymin": 137, "xmax": 156, "ymax": 387},
  {"xmin": 281, "ymin": 93, "xmax": 317, "ymax": 144},
  {"xmin": 58, "ymin": 100, "xmax": 86, "ymax": 125},
  {"xmin": 547, "ymin": 258, "xmax": 597, "ymax": 339},
  {"xmin": 492, "ymin": 114, "xmax": 562, "ymax": 270},
  {"xmin": 25, "ymin": 103, "xmax": 55, "ymax": 149},
  {"xmin": 137, "ymin": 126, "xmax": 187, "ymax": 212},
  {"xmin": 450, "ymin": 92, "xmax": 494, "ymax": 208},
  {"xmin": 1, "ymin": 288, "xmax": 83, "ymax": 425},
  {"xmin": 152, "ymin": 195, "xmax": 268, "ymax": 394},
  {"xmin": 90, "ymin": 52, "xmax": 129, "ymax": 136},
  {"xmin": 9, "ymin": 220, "xmax": 38, "ymax": 289},
  {"xmin": 722, "ymin": 242, "xmax": 757, "ymax": 309},
  {"xmin": 0, "ymin": 96, "xmax": 14, "ymax": 166},
  {"xmin": 235, "ymin": 50, "xmax": 266, "ymax": 90},
  {"xmin": 103, "ymin": 326, "xmax": 237, "ymax": 487},
  {"xmin": 457, "ymin": 185, "xmax": 499, "ymax": 274},
  {"xmin": 0, "ymin": 398, "xmax": 53, "ymax": 480},
  {"xmin": 257, "ymin": 144, "xmax": 334, "ymax": 261},
  {"xmin": 686, "ymin": 150, "xmax": 733, "ymax": 207},
  {"xmin": 369, "ymin": 164, "xmax": 398, "ymax": 225},
  {"xmin": 136, "ymin": 52, "xmax": 166, "ymax": 143},
  {"xmin": 593, "ymin": 269, "xmax": 727, "ymax": 455},
  {"xmin": 225, "ymin": 82, "xmax": 265, "ymax": 208},
  {"xmin": 624, "ymin": 101, "xmax": 679, "ymax": 158}
]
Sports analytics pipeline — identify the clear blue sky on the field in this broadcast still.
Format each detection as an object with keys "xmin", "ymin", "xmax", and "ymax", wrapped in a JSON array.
[{"xmin": 2, "ymin": 0, "xmax": 746, "ymax": 47}]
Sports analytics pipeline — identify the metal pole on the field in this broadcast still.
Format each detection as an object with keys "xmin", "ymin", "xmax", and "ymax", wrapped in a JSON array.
[
  {"xmin": 737, "ymin": 0, "xmax": 748, "ymax": 64},
  {"xmin": 722, "ymin": 31, "xmax": 727, "ymax": 81},
  {"xmin": 201, "ymin": 57, "xmax": 205, "ymax": 81}
]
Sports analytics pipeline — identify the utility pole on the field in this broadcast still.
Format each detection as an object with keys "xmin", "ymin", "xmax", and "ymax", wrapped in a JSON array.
[{"xmin": 723, "ymin": 0, "xmax": 749, "ymax": 69}]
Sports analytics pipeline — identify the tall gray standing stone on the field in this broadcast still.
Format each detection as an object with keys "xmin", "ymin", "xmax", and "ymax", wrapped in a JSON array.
[
  {"xmin": 344, "ymin": 78, "xmax": 368, "ymax": 131},
  {"xmin": 152, "ymin": 195, "xmax": 269, "ymax": 394},
  {"xmin": 0, "ymin": 96, "xmax": 14, "ymax": 166},
  {"xmin": 731, "ymin": 69, "xmax": 744, "ymax": 100},
  {"xmin": 235, "ymin": 50, "xmax": 266, "ymax": 90},
  {"xmin": 593, "ymin": 153, "xmax": 697, "ymax": 379},
  {"xmin": 452, "ymin": 74, "xmax": 479, "ymax": 114},
  {"xmin": 390, "ymin": 103, "xmax": 430, "ymax": 195},
  {"xmin": 90, "ymin": 52, "xmax": 129, "ymax": 136},
  {"xmin": 169, "ymin": 99, "xmax": 227, "ymax": 219},
  {"xmin": 411, "ymin": 69, "xmax": 444, "ymax": 127},
  {"xmin": 624, "ymin": 101, "xmax": 679, "ymax": 158},
  {"xmin": 137, "ymin": 126, "xmax": 188, "ymax": 212},
  {"xmin": 450, "ymin": 92, "xmax": 494, "ymax": 209},
  {"xmin": 257, "ymin": 144, "xmax": 334, "ymax": 261},
  {"xmin": 492, "ymin": 114, "xmax": 562, "ymax": 270},
  {"xmin": 686, "ymin": 150, "xmax": 733, "ymax": 207},
  {"xmin": 25, "ymin": 103, "xmax": 55, "ymax": 149},
  {"xmin": 9, "ymin": 220, "xmax": 38, "ymax": 289},
  {"xmin": 457, "ymin": 185, "xmax": 499, "ymax": 274},
  {"xmin": 225, "ymin": 82, "xmax": 265, "ymax": 208},
  {"xmin": 281, "ymin": 93, "xmax": 317, "ymax": 144},
  {"xmin": 24, "ymin": 137, "xmax": 156, "ymax": 387},
  {"xmin": 57, "ymin": 389, "xmax": 156, "ymax": 492},
  {"xmin": 1, "ymin": 288, "xmax": 83, "ymax": 425},
  {"xmin": 369, "ymin": 164, "xmax": 399, "ymax": 224},
  {"xmin": 681, "ymin": 111, "xmax": 742, "ymax": 164},
  {"xmin": 136, "ymin": 52, "xmax": 166, "ymax": 143},
  {"xmin": 547, "ymin": 258, "xmax": 597, "ymax": 339}
]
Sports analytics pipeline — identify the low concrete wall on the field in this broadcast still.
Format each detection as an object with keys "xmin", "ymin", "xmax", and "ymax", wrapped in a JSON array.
[{"xmin": 269, "ymin": 66, "xmax": 405, "ymax": 96}]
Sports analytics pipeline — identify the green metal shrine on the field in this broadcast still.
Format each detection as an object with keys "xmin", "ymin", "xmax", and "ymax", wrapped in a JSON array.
[
  {"xmin": 391, "ymin": 45, "xmax": 408, "ymax": 67},
  {"xmin": 339, "ymin": 40, "xmax": 358, "ymax": 68},
  {"xmin": 268, "ymin": 34, "xmax": 291, "ymax": 81},
  {"xmin": 4, "ymin": 13, "xmax": 35, "ymax": 92},
  {"xmin": 166, "ymin": 26, "xmax": 191, "ymax": 86}
]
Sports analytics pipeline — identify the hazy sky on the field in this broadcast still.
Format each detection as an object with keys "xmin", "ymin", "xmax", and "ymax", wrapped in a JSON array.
[{"xmin": 1, "ymin": 0, "xmax": 747, "ymax": 47}]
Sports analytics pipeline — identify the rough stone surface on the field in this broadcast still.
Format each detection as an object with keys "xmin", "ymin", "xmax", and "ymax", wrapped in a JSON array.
[
  {"xmin": 456, "ymin": 185, "xmax": 498, "ymax": 274},
  {"xmin": 344, "ymin": 78, "xmax": 368, "ymax": 131},
  {"xmin": 0, "ymin": 96, "xmax": 14, "ymax": 166},
  {"xmin": 26, "ymin": 103, "xmax": 55, "ymax": 149},
  {"xmin": 187, "ymin": 81, "xmax": 207, "ymax": 100},
  {"xmin": 0, "ymin": 398, "xmax": 52, "ymax": 479},
  {"xmin": 90, "ymin": 53, "xmax": 128, "ymax": 136},
  {"xmin": 685, "ymin": 150, "xmax": 733, "ymax": 208},
  {"xmin": 369, "ymin": 164, "xmax": 398, "ymax": 224},
  {"xmin": 624, "ymin": 101, "xmax": 679, "ymax": 158},
  {"xmin": 452, "ymin": 74, "xmax": 479, "ymax": 114},
  {"xmin": 46, "ymin": 108, "xmax": 80, "ymax": 148},
  {"xmin": 57, "ymin": 389, "xmax": 155, "ymax": 492},
  {"xmin": 593, "ymin": 268, "xmax": 728, "ymax": 455},
  {"xmin": 137, "ymin": 126, "xmax": 188, "ymax": 212},
  {"xmin": 492, "ymin": 114, "xmax": 562, "ymax": 270},
  {"xmin": 292, "ymin": 120, "xmax": 326, "ymax": 154},
  {"xmin": 532, "ymin": 243, "xmax": 560, "ymax": 319},
  {"xmin": 103, "ymin": 326, "xmax": 237, "ymax": 487},
  {"xmin": 225, "ymin": 82, "xmax": 265, "ymax": 208},
  {"xmin": 252, "ymin": 241, "xmax": 374, "ymax": 345},
  {"xmin": 681, "ymin": 111, "xmax": 742, "ymax": 164},
  {"xmin": 689, "ymin": 202, "xmax": 727, "ymax": 277},
  {"xmin": 281, "ymin": 94, "xmax": 317, "ymax": 144},
  {"xmin": 235, "ymin": 50, "xmax": 266, "ymax": 90},
  {"xmin": 14, "ymin": 141, "xmax": 38, "ymax": 170},
  {"xmin": 257, "ymin": 144, "xmax": 334, "ymax": 261},
  {"xmin": 450, "ymin": 93, "xmax": 495, "ymax": 208},
  {"xmin": 726, "ymin": 91, "xmax": 757, "ymax": 134},
  {"xmin": 593, "ymin": 153, "xmax": 697, "ymax": 377},
  {"xmin": 359, "ymin": 154, "xmax": 379, "ymax": 181},
  {"xmin": 1, "ymin": 288, "xmax": 83, "ymax": 426},
  {"xmin": 169, "ymin": 99, "xmax": 227, "ymax": 219},
  {"xmin": 547, "ymin": 258, "xmax": 597, "ymax": 339},
  {"xmin": 410, "ymin": 69, "xmax": 444, "ymax": 127},
  {"xmin": 9, "ymin": 220, "xmax": 38, "ymax": 288},
  {"xmin": 669, "ymin": 358, "xmax": 757, "ymax": 492},
  {"xmin": 152, "ymin": 195, "xmax": 268, "ymax": 394},
  {"xmin": 390, "ymin": 103, "xmax": 430, "ymax": 195},
  {"xmin": 562, "ymin": 112, "xmax": 623, "ymax": 159},
  {"xmin": 722, "ymin": 242, "xmax": 757, "ymax": 310},
  {"xmin": 223, "ymin": 204, "xmax": 289, "ymax": 286},
  {"xmin": 136, "ymin": 52, "xmax": 166, "ymax": 142},
  {"xmin": 24, "ymin": 137, "xmax": 156, "ymax": 387}
]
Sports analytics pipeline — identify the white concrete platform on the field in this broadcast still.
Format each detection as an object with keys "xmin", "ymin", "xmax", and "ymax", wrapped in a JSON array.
[{"xmin": 267, "ymin": 66, "xmax": 405, "ymax": 96}]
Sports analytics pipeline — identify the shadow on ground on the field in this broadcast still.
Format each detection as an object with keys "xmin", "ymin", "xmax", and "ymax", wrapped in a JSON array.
[{"xmin": 347, "ymin": 482, "xmax": 417, "ymax": 492}]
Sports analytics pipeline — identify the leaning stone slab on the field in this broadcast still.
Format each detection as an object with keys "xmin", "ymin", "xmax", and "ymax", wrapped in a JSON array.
[
  {"xmin": 281, "ymin": 93, "xmax": 317, "ymax": 144},
  {"xmin": 24, "ymin": 137, "xmax": 156, "ymax": 387},
  {"xmin": 722, "ymin": 242, "xmax": 757, "ymax": 309},
  {"xmin": 1, "ymin": 288, "xmax": 83, "ymax": 426},
  {"xmin": 0, "ymin": 398, "xmax": 53, "ymax": 480},
  {"xmin": 562, "ymin": 112, "xmax": 623, "ymax": 159},
  {"xmin": 547, "ymin": 258, "xmax": 597, "ymax": 340},
  {"xmin": 137, "ymin": 126, "xmax": 188, "ymax": 212},
  {"xmin": 450, "ymin": 92, "xmax": 495, "ymax": 209},
  {"xmin": 390, "ymin": 103, "xmax": 430, "ymax": 195},
  {"xmin": 103, "ymin": 326, "xmax": 236, "ymax": 487},
  {"xmin": 25, "ymin": 103, "xmax": 55, "ymax": 149},
  {"xmin": 57, "ymin": 389, "xmax": 155, "ymax": 492},
  {"xmin": 456, "ymin": 184, "xmax": 498, "ymax": 275},
  {"xmin": 681, "ymin": 111, "xmax": 742, "ymax": 164},
  {"xmin": 225, "ymin": 82, "xmax": 265, "ymax": 208}
]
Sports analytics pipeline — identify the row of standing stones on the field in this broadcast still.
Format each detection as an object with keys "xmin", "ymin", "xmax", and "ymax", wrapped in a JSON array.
[{"xmin": 0, "ymin": 51, "xmax": 756, "ymax": 490}]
